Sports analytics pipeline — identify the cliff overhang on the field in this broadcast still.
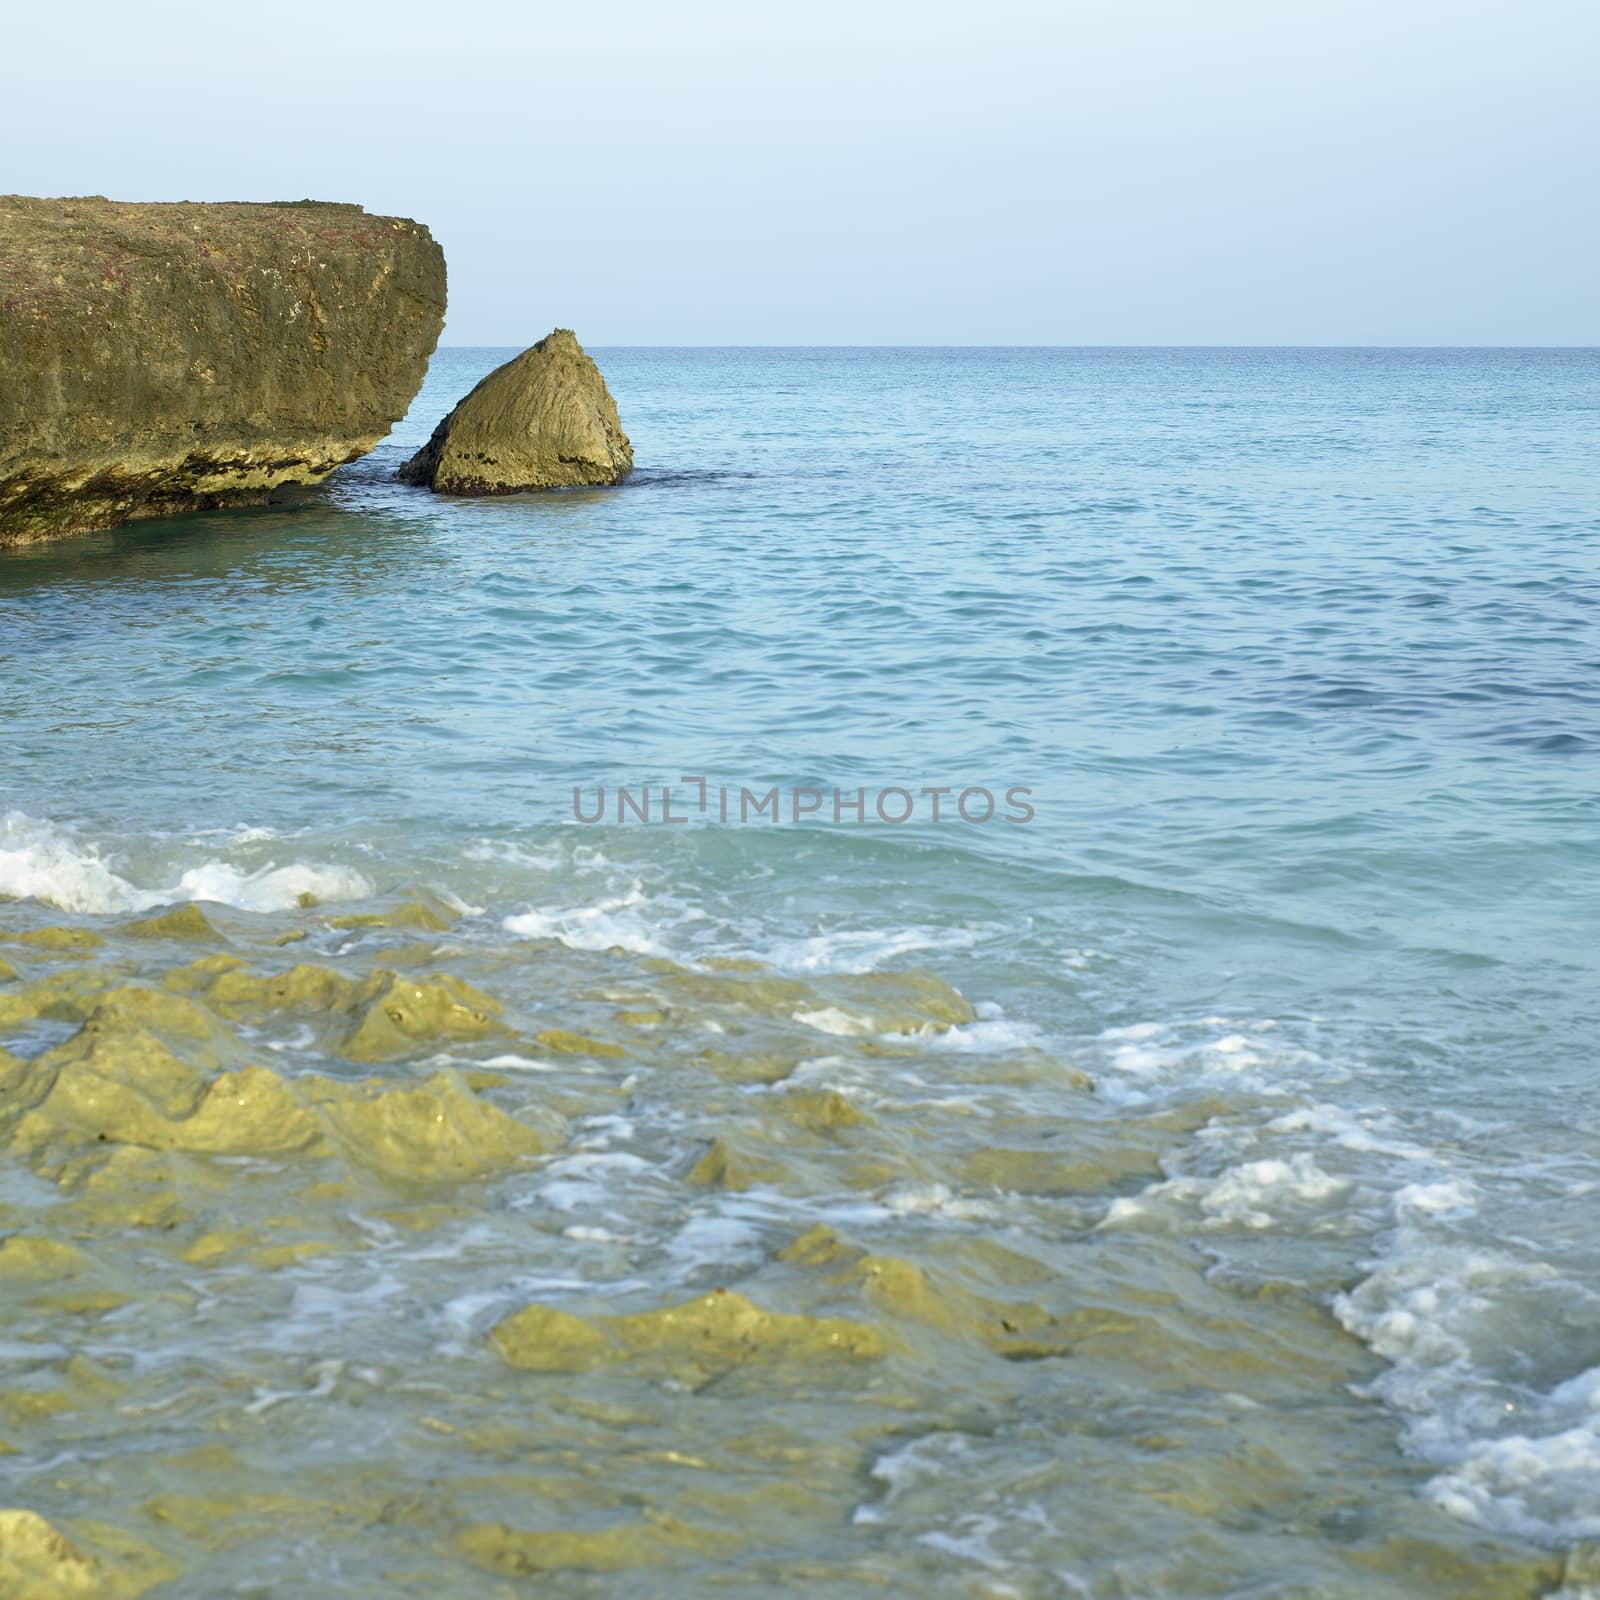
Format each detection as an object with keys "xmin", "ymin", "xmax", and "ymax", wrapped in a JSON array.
[{"xmin": 0, "ymin": 196, "xmax": 447, "ymax": 544}]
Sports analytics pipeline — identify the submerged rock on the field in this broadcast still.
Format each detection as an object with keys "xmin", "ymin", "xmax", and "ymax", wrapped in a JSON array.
[
  {"xmin": 300, "ymin": 1068, "xmax": 546, "ymax": 1185},
  {"xmin": 9, "ymin": 926, "xmax": 104, "ymax": 952},
  {"xmin": 118, "ymin": 905, "xmax": 223, "ymax": 944},
  {"xmin": 459, "ymin": 1515, "xmax": 725, "ymax": 1577},
  {"xmin": 0, "ymin": 973, "xmax": 545, "ymax": 1190},
  {"xmin": 0, "ymin": 1508, "xmax": 173, "ymax": 1599},
  {"xmin": 180, "ymin": 960, "xmax": 508, "ymax": 1061},
  {"xmin": 0, "ymin": 196, "xmax": 445, "ymax": 544},
  {"xmin": 326, "ymin": 895, "xmax": 457, "ymax": 934},
  {"xmin": 339, "ymin": 972, "xmax": 501, "ymax": 1061},
  {"xmin": 0, "ymin": 1510, "xmax": 93, "ymax": 1597},
  {"xmin": 844, "ymin": 1253, "xmax": 1076, "ymax": 1360},
  {"xmin": 534, "ymin": 1026, "xmax": 626, "ymax": 1058},
  {"xmin": 491, "ymin": 1288, "xmax": 886, "ymax": 1376},
  {"xmin": 397, "ymin": 328, "xmax": 632, "ymax": 494},
  {"xmin": 0, "ymin": 1237, "xmax": 87, "ymax": 1279}
]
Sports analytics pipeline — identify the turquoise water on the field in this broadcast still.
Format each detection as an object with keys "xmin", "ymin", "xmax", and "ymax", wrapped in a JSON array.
[{"xmin": 2, "ymin": 348, "xmax": 1599, "ymax": 1595}]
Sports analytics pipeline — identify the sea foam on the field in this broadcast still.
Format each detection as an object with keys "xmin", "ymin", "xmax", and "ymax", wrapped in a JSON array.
[{"xmin": 0, "ymin": 811, "xmax": 371, "ymax": 915}]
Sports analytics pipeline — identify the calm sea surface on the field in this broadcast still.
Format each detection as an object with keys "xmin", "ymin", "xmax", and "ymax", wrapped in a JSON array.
[{"xmin": 1, "ymin": 348, "xmax": 1598, "ymax": 1596}]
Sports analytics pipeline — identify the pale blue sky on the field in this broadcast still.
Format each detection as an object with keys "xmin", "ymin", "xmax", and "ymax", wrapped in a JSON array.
[{"xmin": 6, "ymin": 0, "xmax": 1595, "ymax": 344}]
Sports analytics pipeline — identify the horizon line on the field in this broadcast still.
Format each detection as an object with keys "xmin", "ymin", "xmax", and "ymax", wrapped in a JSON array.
[{"xmin": 436, "ymin": 341, "xmax": 1600, "ymax": 352}]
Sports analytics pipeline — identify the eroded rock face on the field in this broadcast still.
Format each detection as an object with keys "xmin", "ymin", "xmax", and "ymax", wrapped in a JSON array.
[
  {"xmin": 0, "ymin": 196, "xmax": 446, "ymax": 543},
  {"xmin": 398, "ymin": 328, "xmax": 632, "ymax": 493}
]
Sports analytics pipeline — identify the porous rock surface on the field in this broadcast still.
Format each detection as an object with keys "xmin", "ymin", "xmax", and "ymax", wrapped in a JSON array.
[{"xmin": 0, "ymin": 196, "xmax": 446, "ymax": 543}]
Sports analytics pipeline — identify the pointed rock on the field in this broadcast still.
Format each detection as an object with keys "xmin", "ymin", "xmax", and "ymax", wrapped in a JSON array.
[{"xmin": 398, "ymin": 329, "xmax": 632, "ymax": 494}]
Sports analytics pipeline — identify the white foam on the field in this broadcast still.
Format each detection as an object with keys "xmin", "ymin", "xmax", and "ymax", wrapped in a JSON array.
[
  {"xmin": 868, "ymin": 1431, "xmax": 965, "ymax": 1497},
  {"xmin": 1393, "ymin": 1179, "xmax": 1478, "ymax": 1219},
  {"xmin": 170, "ymin": 860, "xmax": 372, "ymax": 913},
  {"xmin": 1091, "ymin": 1017, "xmax": 1336, "ymax": 1112},
  {"xmin": 0, "ymin": 811, "xmax": 371, "ymax": 915},
  {"xmin": 916, "ymin": 1521, "xmax": 1011, "ymax": 1570},
  {"xmin": 1264, "ymin": 1102, "xmax": 1434, "ymax": 1161},
  {"xmin": 1104, "ymin": 1027, "xmax": 1264, "ymax": 1080},
  {"xmin": 1426, "ymin": 1415, "xmax": 1600, "ymax": 1542},
  {"xmin": 1102, "ymin": 1153, "xmax": 1349, "ymax": 1234},
  {"xmin": 854, "ymin": 1431, "xmax": 1068, "ymax": 1583},
  {"xmin": 1194, "ymin": 1154, "xmax": 1350, "ymax": 1228},
  {"xmin": 917, "ymin": 1015, "xmax": 1048, "ymax": 1054},
  {"xmin": 545, "ymin": 1151, "xmax": 652, "ymax": 1178},
  {"xmin": 181, "ymin": 824, "xmax": 280, "ymax": 845},
  {"xmin": 756, "ymin": 924, "xmax": 979, "ymax": 975},
  {"xmin": 1336, "ymin": 1199, "xmax": 1600, "ymax": 1544},
  {"xmin": 480, "ymin": 1053, "xmax": 560, "ymax": 1073},
  {"xmin": 793, "ymin": 1006, "xmax": 874, "ymax": 1037},
  {"xmin": 1090, "ymin": 1026, "xmax": 1600, "ymax": 1548},
  {"xmin": 1100, "ymin": 1194, "xmax": 1154, "ymax": 1227},
  {"xmin": 503, "ymin": 883, "xmax": 670, "ymax": 956},
  {"xmin": 0, "ymin": 811, "xmax": 147, "ymax": 912},
  {"xmin": 463, "ymin": 839, "xmax": 563, "ymax": 870},
  {"xmin": 571, "ymin": 1114, "xmax": 636, "ymax": 1150},
  {"xmin": 244, "ymin": 1358, "xmax": 344, "ymax": 1416},
  {"xmin": 875, "ymin": 1180, "xmax": 997, "ymax": 1221}
]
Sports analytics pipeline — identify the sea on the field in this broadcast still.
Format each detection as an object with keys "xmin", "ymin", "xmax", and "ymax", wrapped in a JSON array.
[{"xmin": 1, "ymin": 347, "xmax": 1597, "ymax": 1597}]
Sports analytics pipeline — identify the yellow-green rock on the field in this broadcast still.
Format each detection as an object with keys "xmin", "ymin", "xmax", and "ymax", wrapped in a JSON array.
[
  {"xmin": 299, "ymin": 1069, "xmax": 544, "ymax": 1185},
  {"xmin": 487, "ymin": 1304, "xmax": 616, "ymax": 1374},
  {"xmin": 202, "ymin": 962, "xmax": 361, "ymax": 1017},
  {"xmin": 458, "ymin": 1514, "xmax": 722, "ymax": 1576},
  {"xmin": 119, "ymin": 905, "xmax": 221, "ymax": 943},
  {"xmin": 778, "ymin": 1088, "xmax": 870, "ymax": 1133},
  {"xmin": 13, "ymin": 927, "xmax": 104, "ymax": 952},
  {"xmin": 777, "ymin": 1223, "xmax": 858, "ymax": 1268},
  {"xmin": 398, "ymin": 328, "xmax": 632, "ymax": 494},
  {"xmin": 0, "ymin": 1508, "xmax": 175, "ymax": 1599},
  {"xmin": 685, "ymin": 1137, "xmax": 783, "ymax": 1192},
  {"xmin": 340, "ymin": 973, "xmax": 501, "ymax": 1060},
  {"xmin": 835, "ymin": 1252, "xmax": 1076, "ymax": 1359},
  {"xmin": 327, "ymin": 898, "xmax": 456, "ymax": 933},
  {"xmin": 964, "ymin": 1143, "xmax": 1163, "ymax": 1195},
  {"xmin": 492, "ymin": 1288, "xmax": 886, "ymax": 1375},
  {"xmin": 534, "ymin": 1027, "xmax": 625, "ymax": 1059},
  {"xmin": 7, "ymin": 1025, "xmax": 325, "ymax": 1162},
  {"xmin": 0, "ymin": 1237, "xmax": 87, "ymax": 1279},
  {"xmin": 0, "ymin": 196, "xmax": 446, "ymax": 543}
]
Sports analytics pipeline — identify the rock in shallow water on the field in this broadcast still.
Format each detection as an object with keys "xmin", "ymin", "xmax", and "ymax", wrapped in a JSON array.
[
  {"xmin": 0, "ymin": 1508, "xmax": 173, "ymax": 1599},
  {"xmin": 0, "ymin": 196, "xmax": 446, "ymax": 544},
  {"xmin": 398, "ymin": 327, "xmax": 632, "ymax": 494}
]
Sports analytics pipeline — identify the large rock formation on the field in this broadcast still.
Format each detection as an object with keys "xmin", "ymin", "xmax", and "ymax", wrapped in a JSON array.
[
  {"xmin": 0, "ymin": 196, "xmax": 446, "ymax": 544},
  {"xmin": 398, "ymin": 328, "xmax": 631, "ymax": 494}
]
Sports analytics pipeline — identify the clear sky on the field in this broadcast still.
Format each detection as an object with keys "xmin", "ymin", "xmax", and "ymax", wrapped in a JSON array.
[{"xmin": 5, "ymin": 0, "xmax": 1595, "ymax": 344}]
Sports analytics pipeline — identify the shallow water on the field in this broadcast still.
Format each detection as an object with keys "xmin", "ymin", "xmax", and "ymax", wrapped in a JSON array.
[{"xmin": 1, "ymin": 347, "xmax": 1598, "ymax": 1596}]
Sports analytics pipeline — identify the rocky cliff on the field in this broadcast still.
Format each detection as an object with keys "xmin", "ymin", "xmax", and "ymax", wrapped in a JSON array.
[
  {"xmin": 398, "ymin": 329, "xmax": 632, "ymax": 494},
  {"xmin": 0, "ymin": 197, "xmax": 446, "ymax": 544}
]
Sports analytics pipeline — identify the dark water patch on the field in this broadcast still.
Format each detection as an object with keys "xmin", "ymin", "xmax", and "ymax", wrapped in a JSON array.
[
  {"xmin": 1492, "ymin": 729, "xmax": 1591, "ymax": 754},
  {"xmin": 622, "ymin": 467, "xmax": 760, "ymax": 489}
]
